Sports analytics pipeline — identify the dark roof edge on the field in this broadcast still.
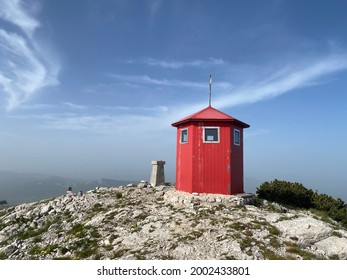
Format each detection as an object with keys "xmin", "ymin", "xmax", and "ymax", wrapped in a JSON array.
[{"xmin": 171, "ymin": 118, "xmax": 250, "ymax": 128}]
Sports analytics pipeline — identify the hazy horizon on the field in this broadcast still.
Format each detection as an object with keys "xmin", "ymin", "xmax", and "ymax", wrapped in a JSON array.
[
  {"xmin": 0, "ymin": 1, "xmax": 346, "ymax": 203},
  {"xmin": 0, "ymin": 169, "xmax": 346, "ymax": 206}
]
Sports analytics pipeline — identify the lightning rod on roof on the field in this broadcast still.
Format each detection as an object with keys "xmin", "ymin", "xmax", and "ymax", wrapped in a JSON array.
[{"xmin": 209, "ymin": 75, "xmax": 212, "ymax": 107}]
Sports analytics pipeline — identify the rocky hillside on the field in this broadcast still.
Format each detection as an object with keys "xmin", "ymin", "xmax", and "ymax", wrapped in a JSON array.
[{"xmin": 1, "ymin": 183, "xmax": 347, "ymax": 260}]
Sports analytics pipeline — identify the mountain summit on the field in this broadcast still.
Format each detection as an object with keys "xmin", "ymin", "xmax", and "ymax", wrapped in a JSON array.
[{"xmin": 1, "ymin": 184, "xmax": 347, "ymax": 260}]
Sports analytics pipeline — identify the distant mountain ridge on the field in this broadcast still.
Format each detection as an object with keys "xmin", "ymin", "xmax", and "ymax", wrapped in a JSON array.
[{"xmin": 0, "ymin": 171, "xmax": 134, "ymax": 205}]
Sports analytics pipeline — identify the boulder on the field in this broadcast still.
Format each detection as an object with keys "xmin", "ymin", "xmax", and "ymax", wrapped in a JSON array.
[
  {"xmin": 137, "ymin": 180, "xmax": 149, "ymax": 188},
  {"xmin": 315, "ymin": 236, "xmax": 347, "ymax": 259},
  {"xmin": 276, "ymin": 217, "xmax": 333, "ymax": 243},
  {"xmin": 40, "ymin": 204, "xmax": 53, "ymax": 215},
  {"xmin": 85, "ymin": 214, "xmax": 105, "ymax": 226},
  {"xmin": 271, "ymin": 202, "xmax": 288, "ymax": 213},
  {"xmin": 263, "ymin": 213, "xmax": 283, "ymax": 223}
]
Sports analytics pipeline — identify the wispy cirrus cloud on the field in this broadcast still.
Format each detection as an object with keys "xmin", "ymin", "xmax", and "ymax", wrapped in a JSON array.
[
  {"xmin": 62, "ymin": 102, "xmax": 88, "ymax": 110},
  {"xmin": 17, "ymin": 112, "xmax": 159, "ymax": 134},
  {"xmin": 0, "ymin": 0, "xmax": 40, "ymax": 37},
  {"xmin": 0, "ymin": 0, "xmax": 60, "ymax": 111},
  {"xmin": 110, "ymin": 74, "xmax": 233, "ymax": 90},
  {"xmin": 111, "ymin": 74, "xmax": 206, "ymax": 88},
  {"xmin": 130, "ymin": 57, "xmax": 225, "ymax": 69},
  {"xmin": 213, "ymin": 54, "xmax": 347, "ymax": 109},
  {"xmin": 12, "ymin": 54, "xmax": 347, "ymax": 135},
  {"xmin": 9, "ymin": 103, "xmax": 170, "ymax": 134}
]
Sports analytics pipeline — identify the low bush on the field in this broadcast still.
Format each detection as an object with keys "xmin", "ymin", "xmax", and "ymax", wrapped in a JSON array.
[
  {"xmin": 256, "ymin": 179, "xmax": 313, "ymax": 208},
  {"xmin": 256, "ymin": 179, "xmax": 347, "ymax": 228}
]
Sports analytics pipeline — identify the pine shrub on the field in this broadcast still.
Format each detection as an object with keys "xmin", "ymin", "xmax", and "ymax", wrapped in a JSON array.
[{"xmin": 256, "ymin": 179, "xmax": 347, "ymax": 228}]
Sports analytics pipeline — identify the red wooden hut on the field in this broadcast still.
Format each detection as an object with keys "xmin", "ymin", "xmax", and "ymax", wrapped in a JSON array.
[{"xmin": 171, "ymin": 106, "xmax": 250, "ymax": 195}]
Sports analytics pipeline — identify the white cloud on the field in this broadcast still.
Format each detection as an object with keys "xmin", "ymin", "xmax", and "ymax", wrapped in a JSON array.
[
  {"xmin": 212, "ymin": 55, "xmax": 347, "ymax": 109},
  {"xmin": 14, "ymin": 104, "xmax": 52, "ymax": 111},
  {"xmin": 0, "ymin": 0, "xmax": 60, "ymax": 111},
  {"xmin": 12, "ymin": 54, "xmax": 347, "ymax": 137},
  {"xmin": 151, "ymin": 54, "xmax": 347, "ymax": 124},
  {"xmin": 111, "ymin": 74, "xmax": 233, "ymax": 90},
  {"xmin": 111, "ymin": 74, "xmax": 206, "ymax": 88},
  {"xmin": 142, "ymin": 57, "xmax": 225, "ymax": 69},
  {"xmin": 62, "ymin": 102, "xmax": 88, "ymax": 110},
  {"xmin": 99, "ymin": 105, "xmax": 169, "ymax": 112},
  {"xmin": 9, "ymin": 103, "xmax": 170, "ymax": 134},
  {"xmin": 0, "ymin": 0, "xmax": 40, "ymax": 37},
  {"xmin": 38, "ymin": 113, "xmax": 158, "ymax": 134}
]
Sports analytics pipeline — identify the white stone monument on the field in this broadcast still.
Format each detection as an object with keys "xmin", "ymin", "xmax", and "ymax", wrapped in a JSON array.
[{"xmin": 150, "ymin": 160, "xmax": 165, "ymax": 186}]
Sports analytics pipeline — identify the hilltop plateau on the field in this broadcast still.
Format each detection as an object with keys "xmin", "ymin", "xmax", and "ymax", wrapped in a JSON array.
[{"xmin": 1, "ymin": 183, "xmax": 347, "ymax": 260}]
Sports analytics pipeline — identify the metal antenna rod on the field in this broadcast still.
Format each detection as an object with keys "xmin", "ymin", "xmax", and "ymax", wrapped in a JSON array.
[{"xmin": 209, "ymin": 75, "xmax": 212, "ymax": 107}]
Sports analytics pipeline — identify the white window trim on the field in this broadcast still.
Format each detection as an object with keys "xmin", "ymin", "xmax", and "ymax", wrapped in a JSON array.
[
  {"xmin": 203, "ymin": 126, "xmax": 220, "ymax": 143},
  {"xmin": 234, "ymin": 129, "xmax": 240, "ymax": 146},
  {"xmin": 180, "ymin": 128, "xmax": 188, "ymax": 144}
]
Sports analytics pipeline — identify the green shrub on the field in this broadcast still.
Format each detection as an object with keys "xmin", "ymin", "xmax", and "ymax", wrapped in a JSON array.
[
  {"xmin": 113, "ymin": 248, "xmax": 129, "ymax": 259},
  {"xmin": 329, "ymin": 254, "xmax": 340, "ymax": 260},
  {"xmin": 262, "ymin": 249, "xmax": 287, "ymax": 260},
  {"xmin": 68, "ymin": 223, "xmax": 85, "ymax": 237},
  {"xmin": 0, "ymin": 222, "xmax": 5, "ymax": 231},
  {"xmin": 89, "ymin": 227, "xmax": 100, "ymax": 238},
  {"xmin": 285, "ymin": 242, "xmax": 318, "ymax": 260},
  {"xmin": 91, "ymin": 203, "xmax": 106, "ymax": 213},
  {"xmin": 43, "ymin": 244, "xmax": 59, "ymax": 255},
  {"xmin": 268, "ymin": 225, "xmax": 280, "ymax": 236},
  {"xmin": 28, "ymin": 245, "xmax": 43, "ymax": 255},
  {"xmin": 257, "ymin": 179, "xmax": 347, "ymax": 228},
  {"xmin": 256, "ymin": 179, "xmax": 313, "ymax": 208},
  {"xmin": 115, "ymin": 192, "xmax": 123, "ymax": 199},
  {"xmin": 312, "ymin": 193, "xmax": 345, "ymax": 212},
  {"xmin": 0, "ymin": 251, "xmax": 7, "ymax": 260},
  {"xmin": 60, "ymin": 247, "xmax": 69, "ymax": 254},
  {"xmin": 70, "ymin": 238, "xmax": 98, "ymax": 259}
]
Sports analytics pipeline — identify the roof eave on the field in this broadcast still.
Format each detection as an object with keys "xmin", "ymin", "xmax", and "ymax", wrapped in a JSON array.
[{"xmin": 171, "ymin": 118, "xmax": 250, "ymax": 128}]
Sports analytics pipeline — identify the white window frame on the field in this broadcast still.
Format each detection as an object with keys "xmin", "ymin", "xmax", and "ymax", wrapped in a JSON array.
[
  {"xmin": 180, "ymin": 128, "xmax": 188, "ymax": 144},
  {"xmin": 234, "ymin": 129, "xmax": 240, "ymax": 146},
  {"xmin": 203, "ymin": 126, "xmax": 220, "ymax": 143}
]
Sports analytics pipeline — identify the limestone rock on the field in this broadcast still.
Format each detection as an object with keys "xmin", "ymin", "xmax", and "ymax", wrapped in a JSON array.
[
  {"xmin": 263, "ymin": 213, "xmax": 283, "ymax": 223},
  {"xmin": 315, "ymin": 236, "xmax": 347, "ymax": 259},
  {"xmin": 0, "ymin": 234, "xmax": 6, "ymax": 243},
  {"xmin": 276, "ymin": 217, "xmax": 333, "ymax": 243},
  {"xmin": 271, "ymin": 202, "xmax": 288, "ymax": 213},
  {"xmin": 1, "ymin": 185, "xmax": 346, "ymax": 260},
  {"xmin": 85, "ymin": 214, "xmax": 105, "ymax": 226},
  {"xmin": 137, "ymin": 180, "xmax": 149, "ymax": 188}
]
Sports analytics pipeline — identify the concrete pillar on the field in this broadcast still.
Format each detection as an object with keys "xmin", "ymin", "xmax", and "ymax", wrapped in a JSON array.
[{"xmin": 150, "ymin": 160, "xmax": 165, "ymax": 186}]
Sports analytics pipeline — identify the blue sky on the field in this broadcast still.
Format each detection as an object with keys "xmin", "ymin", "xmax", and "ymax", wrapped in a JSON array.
[{"xmin": 0, "ymin": 0, "xmax": 346, "ymax": 200}]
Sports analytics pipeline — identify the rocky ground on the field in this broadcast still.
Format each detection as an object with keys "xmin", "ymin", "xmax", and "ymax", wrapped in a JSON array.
[{"xmin": 1, "ymin": 183, "xmax": 347, "ymax": 260}]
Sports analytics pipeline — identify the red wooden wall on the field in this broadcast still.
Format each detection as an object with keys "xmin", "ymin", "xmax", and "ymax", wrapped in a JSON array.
[
  {"xmin": 175, "ymin": 121, "xmax": 245, "ymax": 194},
  {"xmin": 175, "ymin": 123, "xmax": 193, "ymax": 193}
]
